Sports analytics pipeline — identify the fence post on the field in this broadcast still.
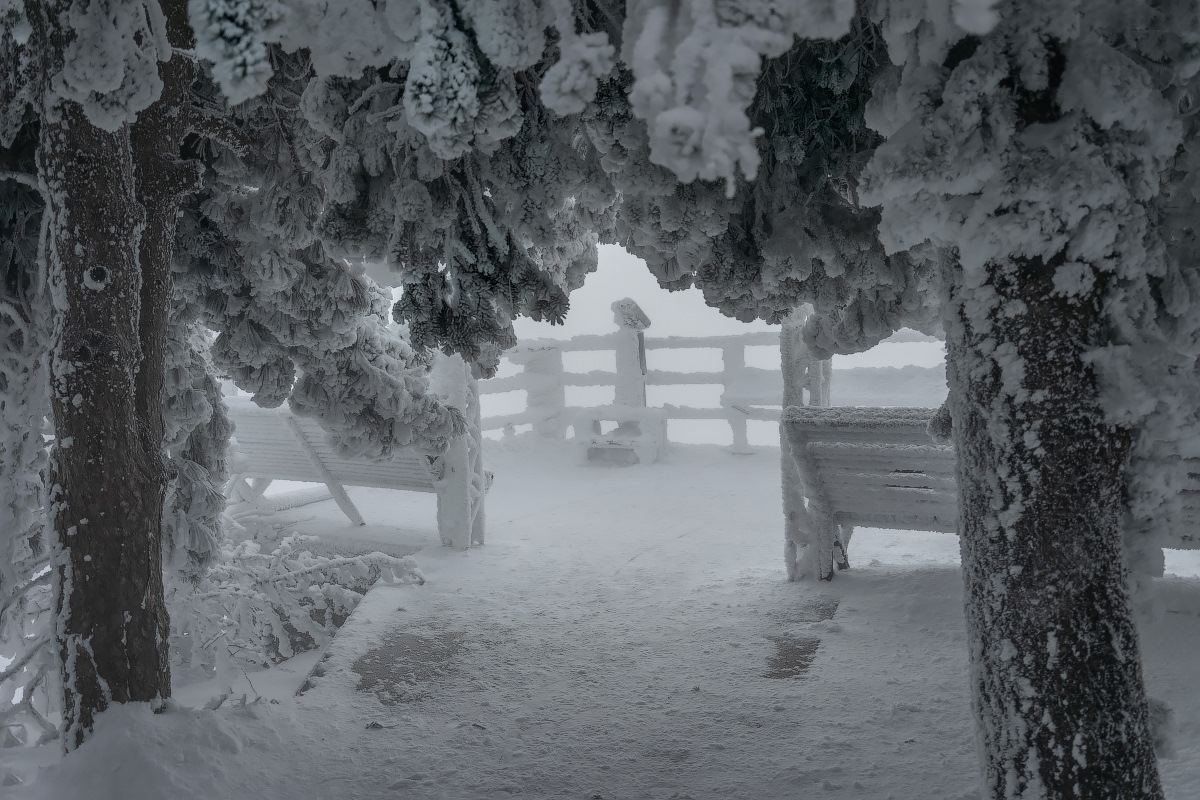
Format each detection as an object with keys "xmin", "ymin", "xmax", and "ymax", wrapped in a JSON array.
[
  {"xmin": 508, "ymin": 346, "xmax": 567, "ymax": 438},
  {"xmin": 721, "ymin": 342, "xmax": 752, "ymax": 453},
  {"xmin": 781, "ymin": 307, "xmax": 818, "ymax": 558},
  {"xmin": 611, "ymin": 298, "xmax": 650, "ymax": 408},
  {"xmin": 781, "ymin": 307, "xmax": 831, "ymax": 409}
]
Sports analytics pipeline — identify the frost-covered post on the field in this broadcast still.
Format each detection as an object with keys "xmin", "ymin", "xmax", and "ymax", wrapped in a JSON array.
[
  {"xmin": 781, "ymin": 307, "xmax": 844, "ymax": 576},
  {"xmin": 721, "ymin": 342, "xmax": 751, "ymax": 453},
  {"xmin": 429, "ymin": 354, "xmax": 485, "ymax": 548},
  {"xmin": 508, "ymin": 347, "xmax": 568, "ymax": 439},
  {"xmin": 611, "ymin": 298, "xmax": 650, "ymax": 408}
]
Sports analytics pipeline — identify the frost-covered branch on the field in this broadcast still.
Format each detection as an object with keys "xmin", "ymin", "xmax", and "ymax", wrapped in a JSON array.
[
  {"xmin": 169, "ymin": 533, "xmax": 424, "ymax": 679},
  {"xmin": 0, "ymin": 635, "xmax": 49, "ymax": 685},
  {"xmin": 0, "ymin": 169, "xmax": 38, "ymax": 189}
]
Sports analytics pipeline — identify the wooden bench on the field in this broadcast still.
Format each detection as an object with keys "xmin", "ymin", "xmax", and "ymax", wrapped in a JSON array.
[
  {"xmin": 225, "ymin": 356, "xmax": 487, "ymax": 549},
  {"xmin": 780, "ymin": 406, "xmax": 954, "ymax": 581},
  {"xmin": 781, "ymin": 405, "xmax": 1200, "ymax": 581}
]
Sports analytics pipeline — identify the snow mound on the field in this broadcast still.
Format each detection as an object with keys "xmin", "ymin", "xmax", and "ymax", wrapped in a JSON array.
[{"xmin": 13, "ymin": 702, "xmax": 281, "ymax": 800}]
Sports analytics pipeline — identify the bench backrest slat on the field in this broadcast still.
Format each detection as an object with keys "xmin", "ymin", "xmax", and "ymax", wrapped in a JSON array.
[
  {"xmin": 227, "ymin": 401, "xmax": 437, "ymax": 493},
  {"xmin": 783, "ymin": 406, "xmax": 957, "ymax": 531}
]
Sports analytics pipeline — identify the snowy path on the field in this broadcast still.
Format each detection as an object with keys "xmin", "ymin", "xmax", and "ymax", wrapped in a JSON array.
[
  {"xmin": 14, "ymin": 439, "xmax": 1200, "ymax": 799},
  {"xmin": 282, "ymin": 440, "xmax": 984, "ymax": 800}
]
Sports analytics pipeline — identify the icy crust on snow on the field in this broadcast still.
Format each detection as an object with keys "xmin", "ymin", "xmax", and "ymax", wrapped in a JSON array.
[
  {"xmin": 8, "ymin": 702, "xmax": 280, "ymax": 800},
  {"xmin": 10, "ymin": 442, "xmax": 1199, "ymax": 798}
]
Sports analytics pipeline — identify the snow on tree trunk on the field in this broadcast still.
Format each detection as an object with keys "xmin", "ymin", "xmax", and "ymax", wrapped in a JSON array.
[
  {"xmin": 39, "ymin": 104, "xmax": 172, "ymax": 750},
  {"xmin": 856, "ymin": 6, "xmax": 1195, "ymax": 794},
  {"xmin": 945, "ymin": 259, "xmax": 1163, "ymax": 798},
  {"xmin": 25, "ymin": 0, "xmax": 191, "ymax": 750}
]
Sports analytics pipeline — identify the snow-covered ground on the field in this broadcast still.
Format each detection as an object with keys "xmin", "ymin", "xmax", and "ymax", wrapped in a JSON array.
[{"xmin": 6, "ymin": 434, "xmax": 1199, "ymax": 799}]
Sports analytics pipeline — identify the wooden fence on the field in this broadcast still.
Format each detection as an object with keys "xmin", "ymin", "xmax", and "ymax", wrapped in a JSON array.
[{"xmin": 478, "ymin": 301, "xmax": 834, "ymax": 452}]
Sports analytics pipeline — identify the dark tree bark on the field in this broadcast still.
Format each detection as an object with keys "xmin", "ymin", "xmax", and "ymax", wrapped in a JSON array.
[
  {"xmin": 945, "ymin": 255, "xmax": 1164, "ymax": 797},
  {"xmin": 38, "ymin": 99, "xmax": 171, "ymax": 751},
  {"xmin": 130, "ymin": 0, "xmax": 197, "ymax": 461},
  {"xmin": 32, "ymin": 0, "xmax": 198, "ymax": 749}
]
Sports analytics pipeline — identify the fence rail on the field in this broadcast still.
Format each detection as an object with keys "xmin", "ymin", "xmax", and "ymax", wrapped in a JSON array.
[{"xmin": 478, "ymin": 302, "xmax": 847, "ymax": 451}]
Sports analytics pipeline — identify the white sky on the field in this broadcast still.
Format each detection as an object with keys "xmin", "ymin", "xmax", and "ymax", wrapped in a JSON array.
[
  {"xmin": 514, "ymin": 245, "xmax": 945, "ymax": 370},
  {"xmin": 513, "ymin": 245, "xmax": 777, "ymax": 341}
]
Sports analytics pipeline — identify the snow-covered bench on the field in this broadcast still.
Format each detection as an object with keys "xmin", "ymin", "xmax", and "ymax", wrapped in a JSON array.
[
  {"xmin": 780, "ymin": 406, "xmax": 955, "ymax": 580},
  {"xmin": 782, "ymin": 406, "xmax": 1200, "ymax": 581},
  {"xmin": 224, "ymin": 358, "xmax": 487, "ymax": 549}
]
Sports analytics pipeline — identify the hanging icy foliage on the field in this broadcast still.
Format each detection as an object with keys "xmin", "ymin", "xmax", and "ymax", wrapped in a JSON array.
[
  {"xmin": 586, "ymin": 22, "xmax": 944, "ymax": 354},
  {"xmin": 307, "ymin": 59, "xmax": 614, "ymax": 374},
  {"xmin": 176, "ymin": 49, "xmax": 464, "ymax": 457},
  {"xmin": 161, "ymin": 322, "xmax": 230, "ymax": 580},
  {"xmin": 620, "ymin": 0, "xmax": 855, "ymax": 193},
  {"xmin": 189, "ymin": 0, "xmax": 285, "ymax": 104},
  {"xmin": 50, "ymin": 0, "xmax": 170, "ymax": 131}
]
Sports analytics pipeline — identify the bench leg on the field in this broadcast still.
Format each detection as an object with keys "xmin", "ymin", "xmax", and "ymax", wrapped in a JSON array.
[
  {"xmin": 323, "ymin": 480, "xmax": 366, "ymax": 527},
  {"xmin": 285, "ymin": 417, "xmax": 365, "ymax": 526},
  {"xmin": 436, "ymin": 437, "xmax": 472, "ymax": 549},
  {"xmin": 834, "ymin": 525, "xmax": 853, "ymax": 571},
  {"xmin": 469, "ymin": 444, "xmax": 486, "ymax": 547},
  {"xmin": 229, "ymin": 475, "xmax": 273, "ymax": 504},
  {"xmin": 787, "ymin": 503, "xmax": 838, "ymax": 582},
  {"xmin": 470, "ymin": 495, "xmax": 486, "ymax": 546},
  {"xmin": 228, "ymin": 475, "xmax": 255, "ymax": 503},
  {"xmin": 784, "ymin": 504, "xmax": 809, "ymax": 582}
]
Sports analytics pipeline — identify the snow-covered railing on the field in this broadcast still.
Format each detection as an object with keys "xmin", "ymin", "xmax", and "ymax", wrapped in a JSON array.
[{"xmin": 479, "ymin": 302, "xmax": 830, "ymax": 452}]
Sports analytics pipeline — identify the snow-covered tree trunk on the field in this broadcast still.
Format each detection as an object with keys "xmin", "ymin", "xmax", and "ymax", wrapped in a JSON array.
[
  {"xmin": 39, "ymin": 105, "xmax": 171, "ymax": 750},
  {"xmin": 945, "ymin": 260, "xmax": 1163, "ymax": 798},
  {"xmin": 32, "ymin": 0, "xmax": 181, "ymax": 747}
]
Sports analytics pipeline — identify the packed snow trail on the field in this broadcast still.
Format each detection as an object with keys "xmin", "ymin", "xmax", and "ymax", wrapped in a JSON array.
[
  {"xmin": 276, "ymin": 440, "xmax": 982, "ymax": 799},
  {"xmin": 11, "ymin": 439, "xmax": 1200, "ymax": 799}
]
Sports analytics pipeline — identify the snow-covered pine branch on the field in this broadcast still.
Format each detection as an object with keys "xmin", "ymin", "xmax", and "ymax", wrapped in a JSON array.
[
  {"xmin": 177, "ymin": 49, "xmax": 464, "ymax": 454},
  {"xmin": 0, "ymin": 138, "xmax": 56, "ymax": 747},
  {"xmin": 168, "ymin": 533, "xmax": 424, "ymax": 681}
]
